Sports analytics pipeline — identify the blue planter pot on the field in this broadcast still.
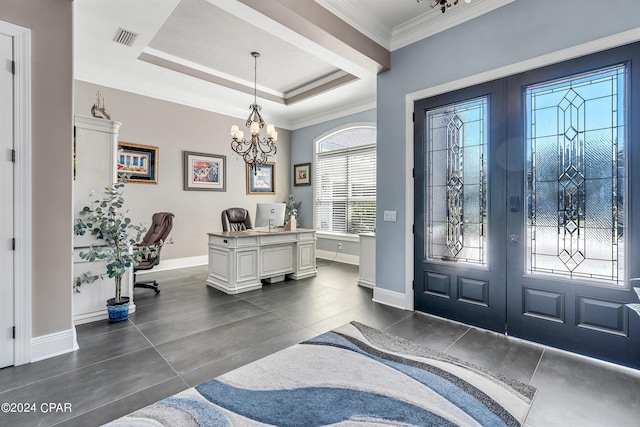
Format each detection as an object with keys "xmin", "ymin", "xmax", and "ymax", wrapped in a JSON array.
[{"xmin": 106, "ymin": 297, "xmax": 130, "ymax": 323}]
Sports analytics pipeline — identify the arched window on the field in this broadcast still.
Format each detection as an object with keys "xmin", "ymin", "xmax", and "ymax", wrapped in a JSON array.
[{"xmin": 314, "ymin": 125, "xmax": 376, "ymax": 235}]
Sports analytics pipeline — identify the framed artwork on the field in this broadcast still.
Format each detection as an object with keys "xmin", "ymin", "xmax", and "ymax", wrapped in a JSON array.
[
  {"xmin": 246, "ymin": 162, "xmax": 276, "ymax": 195},
  {"xmin": 117, "ymin": 142, "xmax": 159, "ymax": 184},
  {"xmin": 183, "ymin": 151, "xmax": 226, "ymax": 191},
  {"xmin": 294, "ymin": 162, "xmax": 311, "ymax": 186}
]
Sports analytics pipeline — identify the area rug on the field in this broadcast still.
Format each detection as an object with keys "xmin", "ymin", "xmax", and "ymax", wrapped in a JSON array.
[{"xmin": 105, "ymin": 322, "xmax": 536, "ymax": 426}]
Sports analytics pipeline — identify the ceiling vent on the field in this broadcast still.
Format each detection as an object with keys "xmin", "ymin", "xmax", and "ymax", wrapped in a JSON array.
[{"xmin": 113, "ymin": 27, "xmax": 139, "ymax": 47}]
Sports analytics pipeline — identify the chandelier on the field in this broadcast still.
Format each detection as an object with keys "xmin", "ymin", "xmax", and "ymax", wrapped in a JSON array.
[
  {"xmin": 417, "ymin": 0, "xmax": 472, "ymax": 13},
  {"xmin": 230, "ymin": 52, "xmax": 278, "ymax": 175}
]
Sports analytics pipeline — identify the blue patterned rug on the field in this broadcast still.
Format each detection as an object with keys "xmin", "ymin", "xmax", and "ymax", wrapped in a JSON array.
[{"xmin": 105, "ymin": 322, "xmax": 536, "ymax": 426}]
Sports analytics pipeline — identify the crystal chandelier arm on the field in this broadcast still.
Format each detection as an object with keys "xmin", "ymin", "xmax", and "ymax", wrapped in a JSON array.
[{"xmin": 256, "ymin": 137, "xmax": 277, "ymax": 155}]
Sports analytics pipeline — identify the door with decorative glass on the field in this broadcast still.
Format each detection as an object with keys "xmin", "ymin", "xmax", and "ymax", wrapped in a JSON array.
[
  {"xmin": 414, "ymin": 42, "xmax": 640, "ymax": 367},
  {"xmin": 505, "ymin": 44, "xmax": 639, "ymax": 367},
  {"xmin": 414, "ymin": 79, "xmax": 507, "ymax": 333}
]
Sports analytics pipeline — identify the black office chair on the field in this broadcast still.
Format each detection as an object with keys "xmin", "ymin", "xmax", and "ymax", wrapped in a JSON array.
[
  {"xmin": 221, "ymin": 208, "xmax": 252, "ymax": 231},
  {"xmin": 133, "ymin": 212, "xmax": 174, "ymax": 293}
]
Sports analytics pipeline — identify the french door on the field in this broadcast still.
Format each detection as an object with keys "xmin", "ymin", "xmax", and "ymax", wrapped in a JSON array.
[
  {"xmin": 414, "ymin": 79, "xmax": 507, "ymax": 333},
  {"xmin": 414, "ymin": 42, "xmax": 640, "ymax": 368}
]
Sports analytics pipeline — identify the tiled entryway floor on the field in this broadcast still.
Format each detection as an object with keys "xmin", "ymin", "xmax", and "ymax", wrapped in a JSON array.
[{"xmin": 1, "ymin": 261, "xmax": 639, "ymax": 426}]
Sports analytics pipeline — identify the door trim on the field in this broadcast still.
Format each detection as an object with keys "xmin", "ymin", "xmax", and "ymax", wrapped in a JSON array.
[
  {"xmin": 0, "ymin": 20, "xmax": 32, "ymax": 366},
  {"xmin": 403, "ymin": 28, "xmax": 640, "ymax": 313}
]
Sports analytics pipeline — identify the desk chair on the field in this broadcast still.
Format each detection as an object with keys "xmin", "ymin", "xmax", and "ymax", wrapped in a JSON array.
[
  {"xmin": 221, "ymin": 208, "xmax": 252, "ymax": 231},
  {"xmin": 133, "ymin": 212, "xmax": 174, "ymax": 293}
]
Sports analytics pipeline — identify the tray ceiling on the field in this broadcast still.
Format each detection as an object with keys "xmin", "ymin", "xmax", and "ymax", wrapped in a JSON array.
[{"xmin": 74, "ymin": 0, "xmax": 513, "ymax": 129}]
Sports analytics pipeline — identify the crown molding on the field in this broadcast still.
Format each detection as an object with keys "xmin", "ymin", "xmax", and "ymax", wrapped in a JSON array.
[
  {"xmin": 290, "ymin": 98, "xmax": 376, "ymax": 130},
  {"xmin": 315, "ymin": 0, "xmax": 392, "ymax": 50},
  {"xmin": 317, "ymin": 0, "xmax": 515, "ymax": 53},
  {"xmin": 392, "ymin": 0, "xmax": 515, "ymax": 51}
]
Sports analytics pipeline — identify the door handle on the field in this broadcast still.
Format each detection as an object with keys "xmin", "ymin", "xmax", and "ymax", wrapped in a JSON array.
[
  {"xmin": 510, "ymin": 196, "xmax": 520, "ymax": 212},
  {"xmin": 509, "ymin": 234, "xmax": 521, "ymax": 245}
]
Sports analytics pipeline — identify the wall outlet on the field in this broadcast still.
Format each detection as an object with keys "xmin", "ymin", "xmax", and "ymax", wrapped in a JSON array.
[{"xmin": 337, "ymin": 242, "xmax": 342, "ymax": 251}]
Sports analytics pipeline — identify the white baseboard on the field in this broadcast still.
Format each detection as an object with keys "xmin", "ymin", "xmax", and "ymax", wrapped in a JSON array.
[
  {"xmin": 74, "ymin": 310, "xmax": 108, "ymax": 325},
  {"xmin": 136, "ymin": 255, "xmax": 208, "ymax": 274},
  {"xmin": 316, "ymin": 249, "xmax": 359, "ymax": 266},
  {"xmin": 373, "ymin": 287, "xmax": 412, "ymax": 311},
  {"xmin": 31, "ymin": 328, "xmax": 79, "ymax": 363},
  {"xmin": 357, "ymin": 278, "xmax": 376, "ymax": 289}
]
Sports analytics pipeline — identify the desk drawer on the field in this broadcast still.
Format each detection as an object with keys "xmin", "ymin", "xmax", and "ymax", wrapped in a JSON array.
[
  {"xmin": 209, "ymin": 234, "xmax": 260, "ymax": 247},
  {"xmin": 209, "ymin": 235, "xmax": 230, "ymax": 246},
  {"xmin": 297, "ymin": 231, "xmax": 316, "ymax": 242},
  {"xmin": 259, "ymin": 233, "xmax": 296, "ymax": 245}
]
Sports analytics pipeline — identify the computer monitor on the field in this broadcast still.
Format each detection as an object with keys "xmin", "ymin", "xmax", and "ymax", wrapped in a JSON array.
[{"xmin": 254, "ymin": 203, "xmax": 286, "ymax": 232}]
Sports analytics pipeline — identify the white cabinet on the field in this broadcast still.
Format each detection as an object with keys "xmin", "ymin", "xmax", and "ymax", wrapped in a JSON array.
[
  {"xmin": 358, "ymin": 233, "xmax": 376, "ymax": 288},
  {"xmin": 73, "ymin": 115, "xmax": 133, "ymax": 324}
]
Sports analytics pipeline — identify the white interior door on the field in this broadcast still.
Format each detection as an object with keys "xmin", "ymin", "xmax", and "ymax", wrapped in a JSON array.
[{"xmin": 0, "ymin": 33, "xmax": 14, "ymax": 368}]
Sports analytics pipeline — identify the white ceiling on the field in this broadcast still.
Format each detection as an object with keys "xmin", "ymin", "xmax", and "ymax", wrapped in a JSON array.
[{"xmin": 74, "ymin": 0, "xmax": 513, "ymax": 130}]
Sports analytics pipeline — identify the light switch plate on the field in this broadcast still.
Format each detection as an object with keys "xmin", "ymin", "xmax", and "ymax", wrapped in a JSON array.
[{"xmin": 383, "ymin": 210, "xmax": 397, "ymax": 222}]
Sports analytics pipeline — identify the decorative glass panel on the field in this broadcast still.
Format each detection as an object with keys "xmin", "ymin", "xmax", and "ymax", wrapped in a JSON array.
[
  {"xmin": 525, "ymin": 65, "xmax": 625, "ymax": 284},
  {"xmin": 425, "ymin": 98, "xmax": 487, "ymax": 265}
]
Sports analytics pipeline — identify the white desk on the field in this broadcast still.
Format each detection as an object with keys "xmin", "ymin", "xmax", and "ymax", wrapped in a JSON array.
[{"xmin": 207, "ymin": 228, "xmax": 317, "ymax": 294}]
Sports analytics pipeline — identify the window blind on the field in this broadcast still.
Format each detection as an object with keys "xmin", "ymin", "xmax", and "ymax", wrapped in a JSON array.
[{"xmin": 315, "ymin": 144, "xmax": 376, "ymax": 234}]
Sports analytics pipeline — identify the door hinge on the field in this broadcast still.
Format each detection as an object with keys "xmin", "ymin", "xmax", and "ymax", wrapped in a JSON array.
[
  {"xmin": 11, "ymin": 238, "xmax": 15, "ymax": 250},
  {"xmin": 12, "ymin": 326, "xmax": 15, "ymax": 339},
  {"xmin": 412, "ymin": 168, "xmax": 415, "ymax": 178},
  {"xmin": 412, "ymin": 224, "xmax": 415, "ymax": 234},
  {"xmin": 412, "ymin": 280, "xmax": 414, "ymax": 290},
  {"xmin": 73, "ymin": 125, "xmax": 76, "ymax": 138},
  {"xmin": 11, "ymin": 149, "xmax": 16, "ymax": 162},
  {"xmin": 11, "ymin": 60, "xmax": 15, "ymax": 75},
  {"xmin": 412, "ymin": 112, "xmax": 415, "ymax": 122}
]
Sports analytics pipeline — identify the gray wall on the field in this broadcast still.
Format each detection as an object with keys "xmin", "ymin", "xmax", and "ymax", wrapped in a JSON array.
[
  {"xmin": 75, "ymin": 81, "xmax": 292, "ymax": 261},
  {"xmin": 1, "ymin": 0, "xmax": 74, "ymax": 337},
  {"xmin": 376, "ymin": 0, "xmax": 640, "ymax": 294},
  {"xmin": 291, "ymin": 108, "xmax": 376, "ymax": 257}
]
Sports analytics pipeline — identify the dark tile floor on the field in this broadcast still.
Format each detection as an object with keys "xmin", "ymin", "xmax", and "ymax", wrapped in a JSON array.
[{"xmin": 1, "ymin": 261, "xmax": 639, "ymax": 426}]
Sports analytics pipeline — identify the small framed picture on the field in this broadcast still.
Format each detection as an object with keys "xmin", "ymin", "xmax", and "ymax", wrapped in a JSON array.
[
  {"xmin": 117, "ymin": 142, "xmax": 159, "ymax": 184},
  {"xmin": 246, "ymin": 162, "xmax": 275, "ymax": 195},
  {"xmin": 183, "ymin": 151, "xmax": 226, "ymax": 192},
  {"xmin": 294, "ymin": 162, "xmax": 311, "ymax": 186}
]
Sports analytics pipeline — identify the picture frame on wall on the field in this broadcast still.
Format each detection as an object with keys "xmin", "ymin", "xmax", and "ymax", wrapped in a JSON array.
[
  {"xmin": 183, "ymin": 151, "xmax": 227, "ymax": 192},
  {"xmin": 294, "ymin": 162, "xmax": 311, "ymax": 186},
  {"xmin": 246, "ymin": 162, "xmax": 275, "ymax": 195},
  {"xmin": 117, "ymin": 142, "xmax": 159, "ymax": 184}
]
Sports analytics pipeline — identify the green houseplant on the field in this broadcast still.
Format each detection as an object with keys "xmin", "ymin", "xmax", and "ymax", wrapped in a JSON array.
[{"xmin": 74, "ymin": 181, "xmax": 151, "ymax": 323}]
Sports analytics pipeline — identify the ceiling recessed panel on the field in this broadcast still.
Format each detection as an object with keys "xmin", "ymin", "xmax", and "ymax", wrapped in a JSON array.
[{"xmin": 148, "ymin": 0, "xmax": 341, "ymax": 94}]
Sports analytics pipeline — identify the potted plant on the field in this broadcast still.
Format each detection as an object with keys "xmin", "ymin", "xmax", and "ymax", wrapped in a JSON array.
[
  {"xmin": 284, "ymin": 194, "xmax": 301, "ymax": 230},
  {"xmin": 74, "ymin": 181, "xmax": 151, "ymax": 323}
]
